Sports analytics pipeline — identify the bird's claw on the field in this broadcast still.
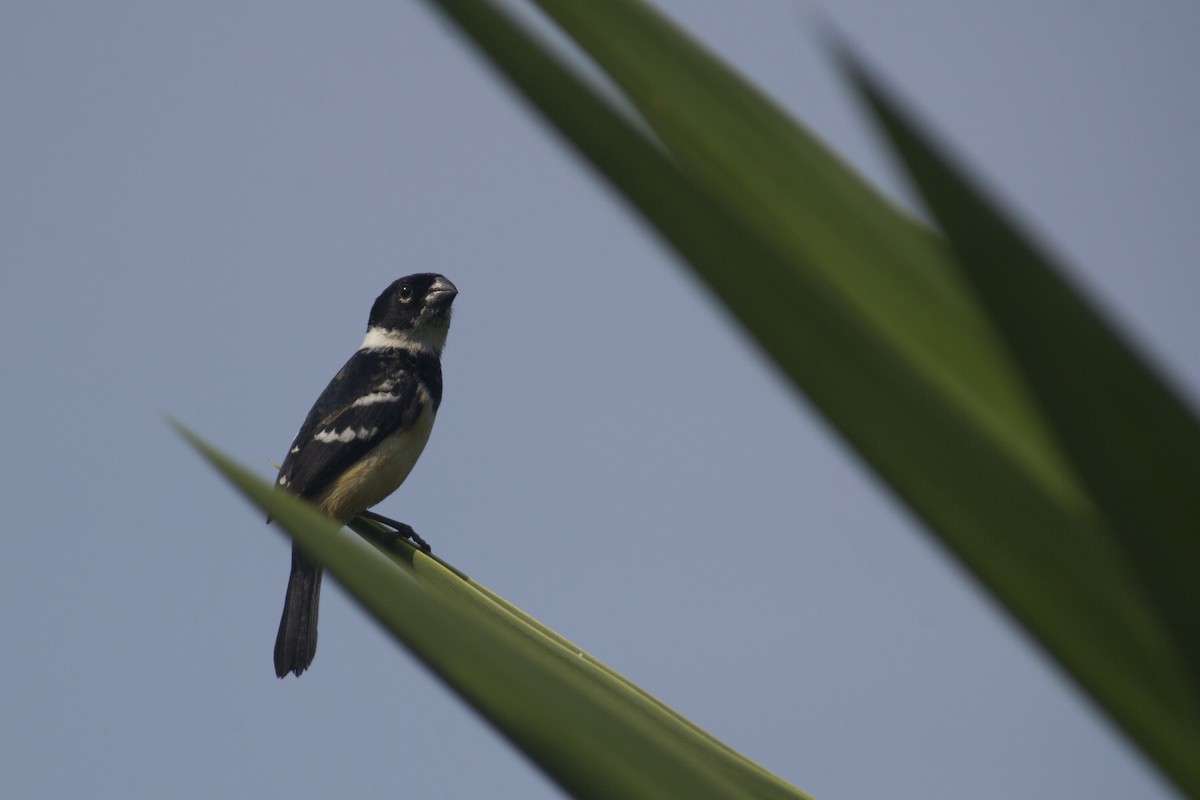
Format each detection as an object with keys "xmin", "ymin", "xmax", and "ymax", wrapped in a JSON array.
[{"xmin": 360, "ymin": 510, "xmax": 432, "ymax": 553}]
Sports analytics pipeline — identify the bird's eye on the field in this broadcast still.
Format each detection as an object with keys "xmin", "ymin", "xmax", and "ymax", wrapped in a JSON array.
[{"xmin": 398, "ymin": 284, "xmax": 414, "ymax": 301}]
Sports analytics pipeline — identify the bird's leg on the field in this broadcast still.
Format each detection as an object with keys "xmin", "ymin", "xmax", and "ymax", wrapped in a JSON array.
[{"xmin": 359, "ymin": 509, "xmax": 432, "ymax": 553}]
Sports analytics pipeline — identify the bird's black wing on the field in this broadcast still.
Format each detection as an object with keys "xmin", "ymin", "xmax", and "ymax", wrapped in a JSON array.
[{"xmin": 277, "ymin": 350, "xmax": 429, "ymax": 501}]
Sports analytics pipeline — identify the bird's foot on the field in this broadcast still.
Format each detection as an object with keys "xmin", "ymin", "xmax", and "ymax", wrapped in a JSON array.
[{"xmin": 359, "ymin": 510, "xmax": 432, "ymax": 553}]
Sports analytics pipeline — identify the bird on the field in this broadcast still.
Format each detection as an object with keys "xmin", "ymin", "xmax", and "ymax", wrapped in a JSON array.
[{"xmin": 271, "ymin": 273, "xmax": 457, "ymax": 677}]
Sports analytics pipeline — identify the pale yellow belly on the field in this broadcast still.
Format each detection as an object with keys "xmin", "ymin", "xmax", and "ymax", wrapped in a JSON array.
[{"xmin": 316, "ymin": 405, "xmax": 436, "ymax": 522}]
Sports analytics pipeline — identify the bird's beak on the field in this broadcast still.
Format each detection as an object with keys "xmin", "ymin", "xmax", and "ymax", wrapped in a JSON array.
[{"xmin": 427, "ymin": 277, "xmax": 458, "ymax": 310}]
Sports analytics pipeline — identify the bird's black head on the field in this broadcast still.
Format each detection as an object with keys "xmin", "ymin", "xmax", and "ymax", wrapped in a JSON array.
[{"xmin": 363, "ymin": 273, "xmax": 457, "ymax": 353}]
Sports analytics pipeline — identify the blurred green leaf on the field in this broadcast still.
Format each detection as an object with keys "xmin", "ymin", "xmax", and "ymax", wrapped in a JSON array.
[
  {"xmin": 175, "ymin": 423, "xmax": 810, "ymax": 800},
  {"xmin": 419, "ymin": 0, "xmax": 1200, "ymax": 795},
  {"xmin": 838, "ymin": 47, "xmax": 1200, "ymax": 791},
  {"xmin": 521, "ymin": 0, "xmax": 1069, "ymax": 493}
]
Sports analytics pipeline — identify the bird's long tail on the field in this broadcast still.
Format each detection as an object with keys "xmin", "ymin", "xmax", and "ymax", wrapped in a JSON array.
[{"xmin": 274, "ymin": 545, "xmax": 322, "ymax": 678}]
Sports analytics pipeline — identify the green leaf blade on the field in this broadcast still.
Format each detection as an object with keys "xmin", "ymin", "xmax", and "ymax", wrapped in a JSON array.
[
  {"xmin": 523, "ymin": 0, "xmax": 1075, "ymax": 501},
  {"xmin": 836, "ymin": 49, "xmax": 1200, "ymax": 795},
  {"xmin": 414, "ymin": 2, "xmax": 1200, "ymax": 795},
  {"xmin": 425, "ymin": 0, "xmax": 1192, "ymax": 744},
  {"xmin": 176, "ymin": 423, "xmax": 811, "ymax": 800}
]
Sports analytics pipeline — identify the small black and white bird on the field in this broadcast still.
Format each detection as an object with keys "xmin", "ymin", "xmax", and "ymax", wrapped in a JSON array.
[{"xmin": 272, "ymin": 273, "xmax": 457, "ymax": 678}]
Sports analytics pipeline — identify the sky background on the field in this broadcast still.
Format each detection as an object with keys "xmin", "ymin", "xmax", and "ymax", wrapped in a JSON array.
[{"xmin": 2, "ymin": 2, "xmax": 1198, "ymax": 799}]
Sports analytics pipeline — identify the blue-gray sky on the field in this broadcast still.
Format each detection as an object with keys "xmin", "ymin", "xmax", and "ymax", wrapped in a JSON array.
[{"xmin": 2, "ymin": 2, "xmax": 1197, "ymax": 799}]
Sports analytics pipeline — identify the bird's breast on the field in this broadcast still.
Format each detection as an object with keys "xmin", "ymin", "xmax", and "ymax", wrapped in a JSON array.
[{"xmin": 316, "ymin": 403, "xmax": 437, "ymax": 522}]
